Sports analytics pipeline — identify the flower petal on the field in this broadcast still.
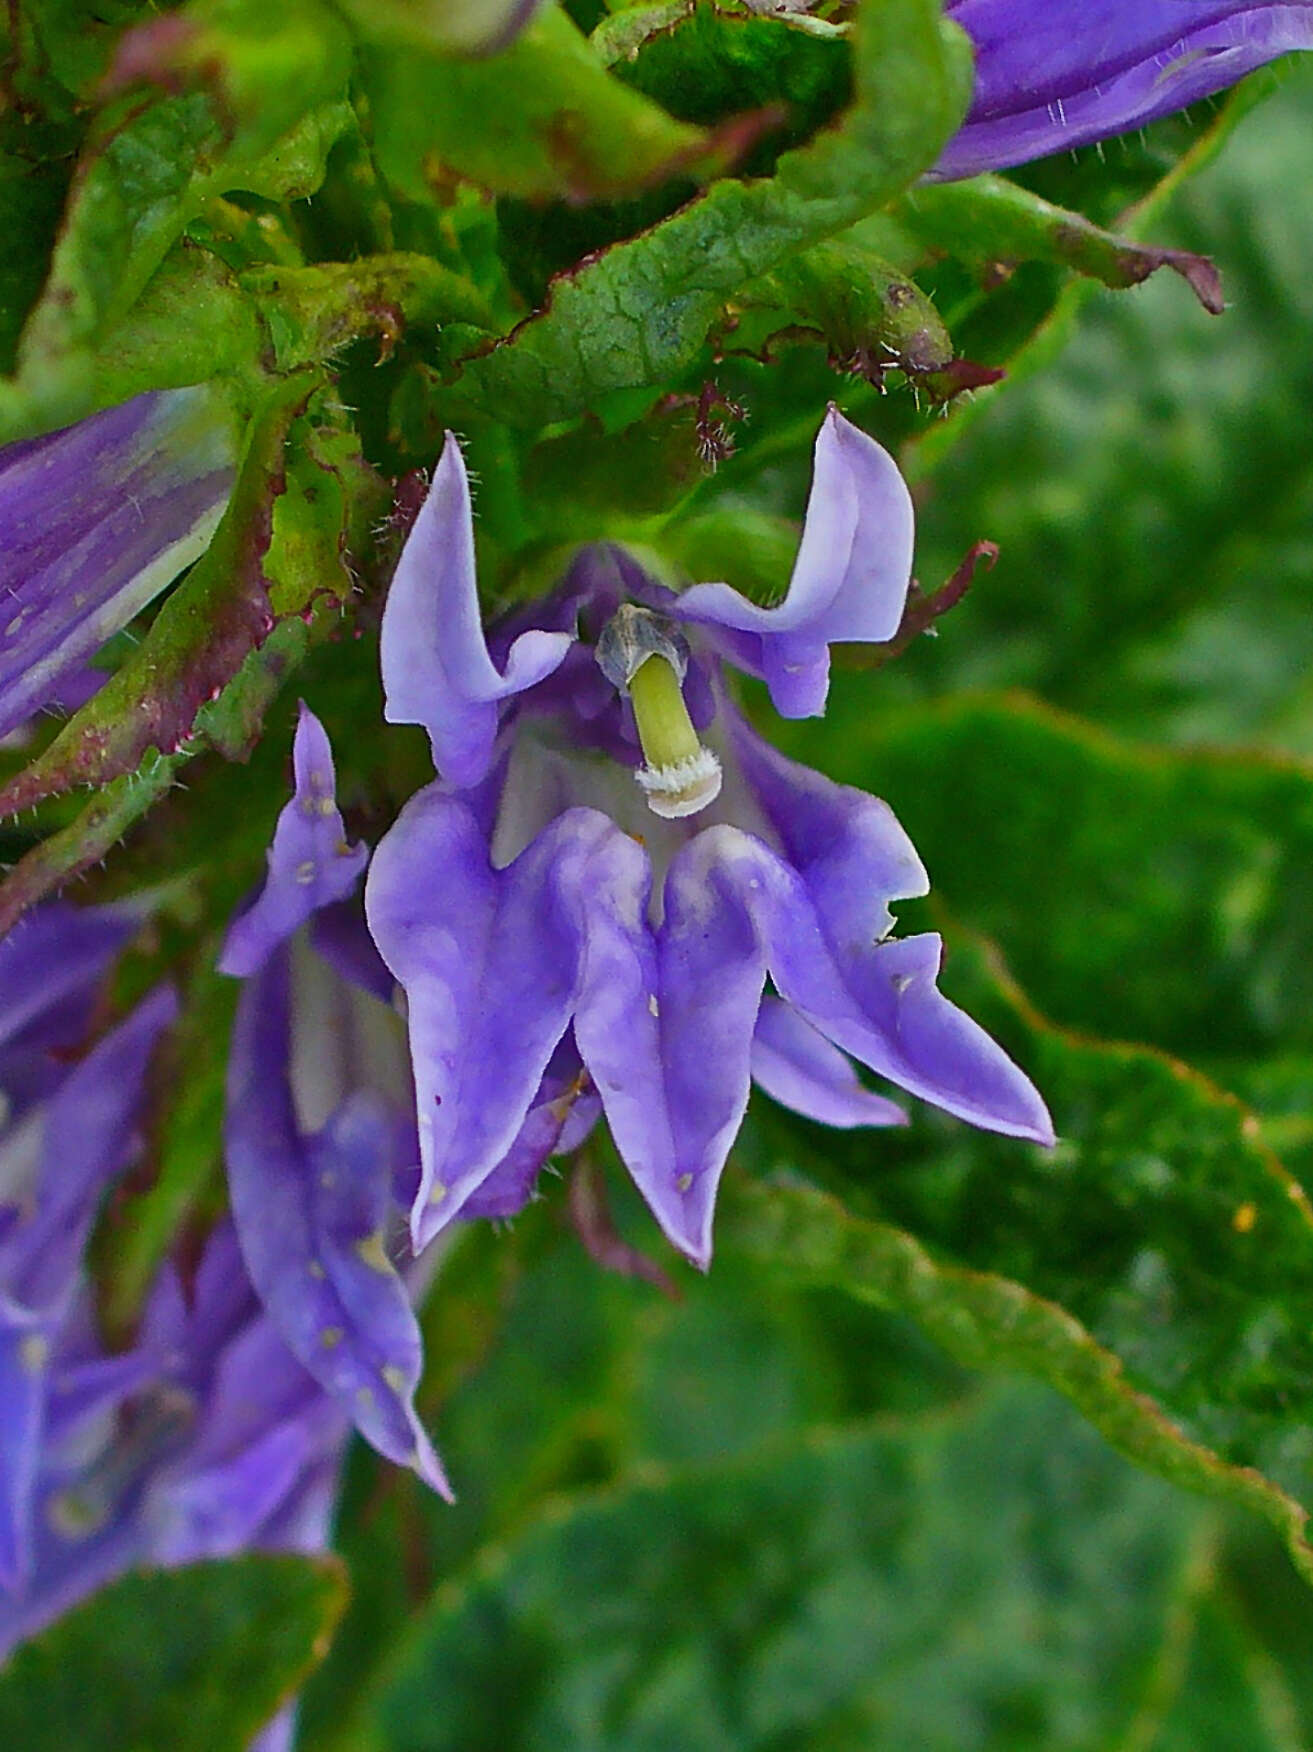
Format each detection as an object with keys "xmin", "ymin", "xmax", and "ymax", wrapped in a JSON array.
[
  {"xmin": 751, "ymin": 998, "xmax": 907, "ymax": 1129},
  {"xmin": 380, "ymin": 432, "xmax": 573, "ymax": 787},
  {"xmin": 0, "ymin": 984, "xmax": 175, "ymax": 1589},
  {"xmin": 0, "ymin": 901, "xmax": 138, "ymax": 1056},
  {"xmin": 726, "ymin": 703, "xmax": 928, "ymax": 936},
  {"xmin": 567, "ymin": 829, "xmax": 714, "ymax": 1255},
  {"xmin": 367, "ymin": 787, "xmax": 621, "ymax": 1249},
  {"xmin": 226, "ymin": 950, "xmax": 449, "ymax": 1495},
  {"xmin": 460, "ymin": 1035, "xmax": 600, "ymax": 1220},
  {"xmin": 1, "ymin": 983, "xmax": 178, "ymax": 1311},
  {"xmin": 937, "ymin": 2, "xmax": 1313, "ymax": 179},
  {"xmin": 674, "ymin": 409, "xmax": 913, "ymax": 716},
  {"xmin": 605, "ymin": 815, "xmax": 1050, "ymax": 1267},
  {"xmin": 309, "ymin": 899, "xmax": 395, "ymax": 1004},
  {"xmin": 723, "ymin": 713, "xmax": 1052, "ymax": 1142},
  {"xmin": 0, "ymin": 389, "xmax": 235, "ymax": 740},
  {"xmin": 738, "ymin": 838, "xmax": 1054, "ymax": 1144},
  {"xmin": 218, "ymin": 705, "xmax": 368, "ymax": 977},
  {"xmin": 144, "ymin": 1262, "xmax": 347, "ymax": 1562},
  {"xmin": 0, "ymin": 1293, "xmax": 51, "ymax": 1590}
]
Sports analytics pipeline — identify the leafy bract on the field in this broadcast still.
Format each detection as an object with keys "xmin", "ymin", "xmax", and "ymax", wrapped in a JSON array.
[
  {"xmin": 895, "ymin": 174, "xmax": 1225, "ymax": 313},
  {"xmin": 450, "ymin": 0, "xmax": 972, "ymax": 425}
]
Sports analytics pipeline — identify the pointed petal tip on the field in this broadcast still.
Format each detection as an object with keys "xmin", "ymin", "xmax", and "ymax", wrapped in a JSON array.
[
  {"xmin": 982, "ymin": 1091, "xmax": 1057, "ymax": 1150},
  {"xmin": 409, "ymin": 1188, "xmax": 458, "ymax": 1258},
  {"xmin": 665, "ymin": 1190, "xmax": 715, "ymax": 1275},
  {"xmin": 414, "ymin": 1433, "xmax": 455, "ymax": 1503},
  {"xmin": 1029, "ymin": 1112, "xmax": 1059, "ymax": 1150}
]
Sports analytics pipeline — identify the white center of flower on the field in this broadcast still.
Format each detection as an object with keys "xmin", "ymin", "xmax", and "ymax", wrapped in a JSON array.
[
  {"xmin": 627, "ymin": 655, "xmax": 723, "ymax": 819},
  {"xmin": 596, "ymin": 605, "xmax": 722, "ymax": 821}
]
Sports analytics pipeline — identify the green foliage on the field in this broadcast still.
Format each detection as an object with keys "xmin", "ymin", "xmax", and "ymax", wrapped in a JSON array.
[
  {"xmin": 0, "ymin": 1556, "xmax": 347, "ymax": 1750},
  {"xmin": 361, "ymin": 4, "xmax": 712, "ymax": 202},
  {"xmin": 372, "ymin": 1386, "xmax": 1198, "ymax": 1752},
  {"xmin": 0, "ymin": 0, "xmax": 355, "ymax": 441},
  {"xmin": 450, "ymin": 0, "xmax": 972, "ymax": 422}
]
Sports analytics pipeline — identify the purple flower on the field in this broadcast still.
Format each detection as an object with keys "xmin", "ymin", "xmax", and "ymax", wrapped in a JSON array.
[
  {"xmin": 365, "ymin": 414, "xmax": 1054, "ymax": 1271},
  {"xmin": 937, "ymin": 2, "xmax": 1313, "ymax": 179},
  {"xmin": 218, "ymin": 704, "xmax": 370, "ymax": 978},
  {"xmin": 0, "ymin": 901, "xmax": 175, "ymax": 1591},
  {"xmin": 0, "ymin": 388, "xmax": 235, "ymax": 743},
  {"xmin": 219, "ymin": 708, "xmax": 449, "ymax": 1498},
  {"xmin": 0, "ymin": 1220, "xmax": 349, "ymax": 1752},
  {"xmin": 0, "ymin": 902, "xmax": 349, "ymax": 1751}
]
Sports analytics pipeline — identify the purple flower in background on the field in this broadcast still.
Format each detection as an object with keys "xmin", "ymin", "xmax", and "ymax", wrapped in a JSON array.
[
  {"xmin": 0, "ymin": 1220, "xmax": 349, "ymax": 1752},
  {"xmin": 0, "ymin": 892, "xmax": 354, "ymax": 1752},
  {"xmin": 366, "ymin": 414, "xmax": 1054, "ymax": 1271},
  {"xmin": 0, "ymin": 387, "xmax": 235, "ymax": 743},
  {"xmin": 220, "ymin": 708, "xmax": 449, "ymax": 1498},
  {"xmin": 219, "ymin": 706, "xmax": 370, "ymax": 979},
  {"xmin": 937, "ymin": 1, "xmax": 1313, "ymax": 179},
  {"xmin": 0, "ymin": 901, "xmax": 173, "ymax": 1591}
]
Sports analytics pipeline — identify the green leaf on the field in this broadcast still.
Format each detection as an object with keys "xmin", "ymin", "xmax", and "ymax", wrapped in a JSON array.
[
  {"xmin": 597, "ymin": 1, "xmax": 849, "ymax": 147},
  {"xmin": 0, "ymin": 0, "xmax": 353, "ymax": 440},
  {"xmin": 1145, "ymin": 1590, "xmax": 1300, "ymax": 1752},
  {"xmin": 450, "ymin": 0, "xmax": 972, "ymax": 425},
  {"xmin": 732, "ymin": 919, "xmax": 1313, "ymax": 1583},
  {"xmin": 302, "ymin": 1189, "xmax": 977, "ymax": 1751},
  {"xmin": 372, "ymin": 1383, "xmax": 1202, "ymax": 1752},
  {"xmin": 337, "ymin": 0, "xmax": 549, "ymax": 58},
  {"xmin": 883, "ymin": 66, "xmax": 1313, "ymax": 756},
  {"xmin": 0, "ymin": 753, "xmax": 184, "ymax": 940},
  {"xmin": 0, "ymin": 1555, "xmax": 347, "ymax": 1752},
  {"xmin": 907, "ymin": 70, "xmax": 1278, "ymax": 479},
  {"xmin": 359, "ymin": 4, "xmax": 710, "ymax": 204},
  {"xmin": 88, "ymin": 241, "xmax": 270, "ymax": 409},
  {"xmin": 893, "ymin": 173, "xmax": 1225, "ymax": 313},
  {"xmin": 241, "ymin": 254, "xmax": 494, "ymax": 371}
]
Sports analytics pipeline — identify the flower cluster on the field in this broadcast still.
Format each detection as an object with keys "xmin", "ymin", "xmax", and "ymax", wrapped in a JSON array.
[
  {"xmin": 1, "ymin": 407, "xmax": 1056, "ymax": 1667},
  {"xmin": 0, "ymin": 0, "xmax": 1308, "ymax": 1722},
  {"xmin": 0, "ymin": 907, "xmax": 346, "ymax": 1752}
]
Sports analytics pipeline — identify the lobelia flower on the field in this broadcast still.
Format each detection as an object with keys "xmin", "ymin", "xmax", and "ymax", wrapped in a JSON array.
[
  {"xmin": 0, "ymin": 387, "xmax": 236, "ymax": 742},
  {"xmin": 937, "ymin": 1, "xmax": 1313, "ymax": 179},
  {"xmin": 0, "ymin": 1218, "xmax": 351, "ymax": 1752},
  {"xmin": 0, "ymin": 899, "xmax": 350, "ymax": 1752},
  {"xmin": 0, "ymin": 901, "xmax": 175, "ymax": 1592},
  {"xmin": 365, "ymin": 411, "xmax": 1055, "ymax": 1273},
  {"xmin": 219, "ymin": 705, "xmax": 451, "ymax": 1500}
]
